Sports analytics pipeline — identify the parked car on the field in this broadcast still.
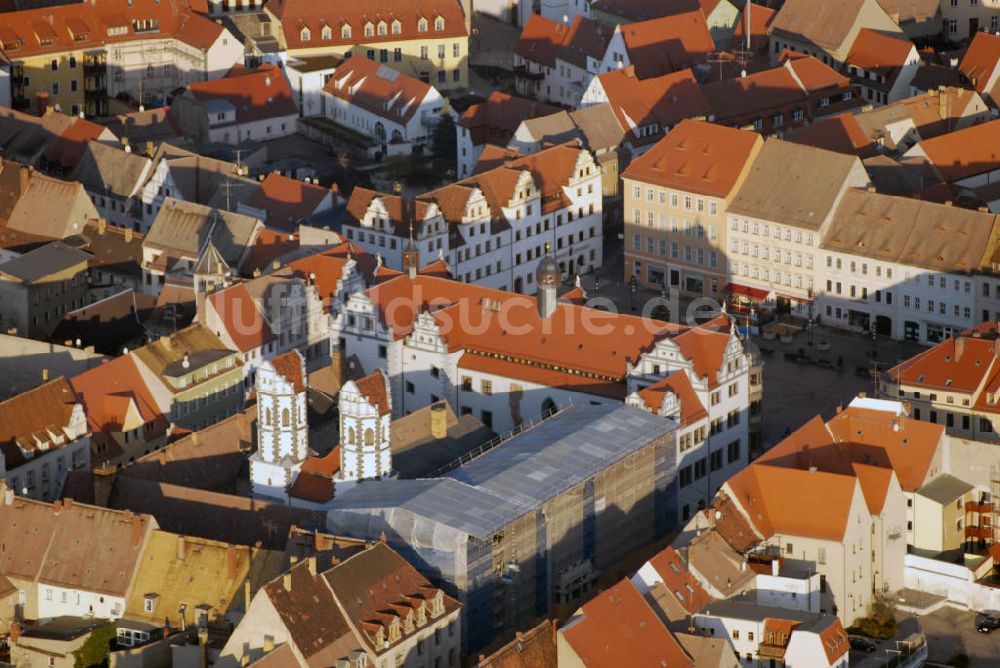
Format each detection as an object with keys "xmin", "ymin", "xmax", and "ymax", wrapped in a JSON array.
[
  {"xmin": 848, "ymin": 635, "xmax": 878, "ymax": 652},
  {"xmin": 976, "ymin": 614, "xmax": 1000, "ymax": 633}
]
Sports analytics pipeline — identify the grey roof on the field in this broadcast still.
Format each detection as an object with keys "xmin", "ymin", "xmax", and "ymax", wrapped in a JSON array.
[
  {"xmin": 330, "ymin": 404, "xmax": 675, "ymax": 539},
  {"xmin": 728, "ymin": 138, "xmax": 864, "ymax": 230},
  {"xmin": 916, "ymin": 474, "xmax": 973, "ymax": 505},
  {"xmin": 0, "ymin": 240, "xmax": 91, "ymax": 283},
  {"xmin": 328, "ymin": 478, "xmax": 525, "ymax": 538},
  {"xmin": 70, "ymin": 140, "xmax": 151, "ymax": 198},
  {"xmin": 144, "ymin": 197, "xmax": 261, "ymax": 266},
  {"xmin": 517, "ymin": 103, "xmax": 624, "ymax": 153},
  {"xmin": 446, "ymin": 404, "xmax": 672, "ymax": 508},
  {"xmin": 288, "ymin": 55, "xmax": 344, "ymax": 73},
  {"xmin": 697, "ymin": 598, "xmax": 840, "ymax": 631},
  {"xmin": 193, "ymin": 240, "xmax": 232, "ymax": 277}
]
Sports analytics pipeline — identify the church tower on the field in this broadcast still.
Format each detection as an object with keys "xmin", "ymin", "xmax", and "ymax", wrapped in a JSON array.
[
  {"xmin": 536, "ymin": 243, "xmax": 560, "ymax": 319},
  {"xmin": 337, "ymin": 369, "xmax": 393, "ymax": 484},
  {"xmin": 251, "ymin": 350, "xmax": 309, "ymax": 501}
]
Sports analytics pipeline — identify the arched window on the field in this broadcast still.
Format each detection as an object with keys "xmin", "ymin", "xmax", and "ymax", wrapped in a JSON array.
[
  {"xmin": 375, "ymin": 122, "xmax": 386, "ymax": 142},
  {"xmin": 541, "ymin": 397, "xmax": 557, "ymax": 417},
  {"xmin": 341, "ymin": 24, "xmax": 351, "ymax": 39},
  {"xmin": 377, "ymin": 21, "xmax": 387, "ymax": 36},
  {"xmin": 364, "ymin": 22, "xmax": 374, "ymax": 37},
  {"xmin": 364, "ymin": 428, "xmax": 374, "ymax": 446},
  {"xmin": 282, "ymin": 408, "xmax": 290, "ymax": 427},
  {"xmin": 347, "ymin": 426, "xmax": 356, "ymax": 444},
  {"xmin": 391, "ymin": 129, "xmax": 403, "ymax": 142},
  {"xmin": 266, "ymin": 407, "xmax": 272, "ymax": 425},
  {"xmin": 391, "ymin": 20, "xmax": 401, "ymax": 34},
  {"xmin": 300, "ymin": 27, "xmax": 310, "ymax": 41},
  {"xmin": 417, "ymin": 18, "xmax": 428, "ymax": 33},
  {"xmin": 434, "ymin": 17, "xmax": 444, "ymax": 31},
  {"xmin": 321, "ymin": 25, "xmax": 331, "ymax": 40}
]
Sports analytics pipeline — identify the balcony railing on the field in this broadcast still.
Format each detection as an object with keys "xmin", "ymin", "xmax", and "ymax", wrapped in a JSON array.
[
  {"xmin": 513, "ymin": 64, "xmax": 544, "ymax": 81},
  {"xmin": 966, "ymin": 501, "xmax": 992, "ymax": 514},
  {"xmin": 966, "ymin": 525, "xmax": 992, "ymax": 539}
]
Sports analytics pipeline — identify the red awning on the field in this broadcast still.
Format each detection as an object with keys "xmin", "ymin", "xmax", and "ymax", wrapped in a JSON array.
[{"xmin": 725, "ymin": 283, "xmax": 769, "ymax": 300}]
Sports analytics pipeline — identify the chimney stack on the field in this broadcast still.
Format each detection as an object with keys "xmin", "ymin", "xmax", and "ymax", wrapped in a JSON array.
[
  {"xmin": 41, "ymin": 368, "xmax": 49, "ymax": 382},
  {"xmin": 97, "ymin": 218, "xmax": 107, "ymax": 235},
  {"xmin": 124, "ymin": 227, "xmax": 133, "ymax": 243},
  {"xmin": 244, "ymin": 580, "xmax": 251, "ymax": 612},
  {"xmin": 19, "ymin": 164, "xmax": 30, "ymax": 193},
  {"xmin": 177, "ymin": 535, "xmax": 186, "ymax": 560},
  {"xmin": 9, "ymin": 623, "xmax": 20, "ymax": 645},
  {"xmin": 307, "ymin": 556, "xmax": 317, "ymax": 576},
  {"xmin": 430, "ymin": 402, "xmax": 447, "ymax": 439},
  {"xmin": 283, "ymin": 572, "xmax": 292, "ymax": 591}
]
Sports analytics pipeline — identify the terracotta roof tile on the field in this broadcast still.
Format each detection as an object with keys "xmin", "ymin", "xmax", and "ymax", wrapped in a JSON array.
[
  {"xmin": 845, "ymin": 28, "xmax": 914, "ymax": 70},
  {"xmin": 515, "ymin": 14, "xmax": 611, "ymax": 69},
  {"xmin": 959, "ymin": 31, "xmax": 1000, "ymax": 93},
  {"xmin": 324, "ymin": 55, "xmax": 436, "ymax": 125},
  {"xmin": 562, "ymin": 579, "xmax": 693, "ymax": 668},
  {"xmin": 915, "ymin": 118, "xmax": 1000, "ymax": 182},
  {"xmin": 619, "ymin": 12, "xmax": 714, "ymax": 78},
  {"xmin": 267, "ymin": 0, "xmax": 468, "ymax": 51},
  {"xmin": 207, "ymin": 282, "xmax": 276, "ymax": 353},
  {"xmin": 246, "ymin": 173, "xmax": 334, "ymax": 233},
  {"xmin": 646, "ymin": 546, "xmax": 712, "ymax": 614},
  {"xmin": 354, "ymin": 369, "xmax": 391, "ymax": 416},
  {"xmin": 623, "ymin": 119, "xmax": 762, "ymax": 198},
  {"xmin": 270, "ymin": 350, "xmax": 306, "ymax": 393},
  {"xmin": 636, "ymin": 370, "xmax": 708, "ymax": 426},
  {"xmin": 0, "ymin": 378, "xmax": 80, "ymax": 468},
  {"xmin": 187, "ymin": 64, "xmax": 296, "ymax": 126},
  {"xmin": 70, "ymin": 355, "xmax": 166, "ymax": 436}
]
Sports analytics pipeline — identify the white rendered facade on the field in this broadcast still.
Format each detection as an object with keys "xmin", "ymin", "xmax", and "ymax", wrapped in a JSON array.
[
  {"xmin": 1, "ymin": 403, "xmax": 90, "ymax": 502},
  {"xmin": 337, "ymin": 374, "xmax": 393, "ymax": 482},
  {"xmin": 251, "ymin": 352, "xmax": 309, "ymax": 501},
  {"xmin": 106, "ymin": 30, "xmax": 244, "ymax": 107}
]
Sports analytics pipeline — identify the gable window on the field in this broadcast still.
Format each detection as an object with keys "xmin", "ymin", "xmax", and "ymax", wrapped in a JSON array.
[
  {"xmin": 300, "ymin": 27, "xmax": 310, "ymax": 41},
  {"xmin": 435, "ymin": 17, "xmax": 445, "ymax": 30},
  {"xmin": 321, "ymin": 25, "xmax": 331, "ymax": 40},
  {"xmin": 364, "ymin": 22, "xmax": 374, "ymax": 37},
  {"xmin": 392, "ymin": 20, "xmax": 401, "ymax": 34},
  {"xmin": 341, "ymin": 25, "xmax": 351, "ymax": 39},
  {"xmin": 418, "ymin": 18, "xmax": 428, "ymax": 32},
  {"xmin": 377, "ymin": 21, "xmax": 387, "ymax": 36}
]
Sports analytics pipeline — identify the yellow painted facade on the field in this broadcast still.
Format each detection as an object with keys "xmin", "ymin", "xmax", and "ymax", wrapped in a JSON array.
[
  {"xmin": 287, "ymin": 35, "xmax": 468, "ymax": 91},
  {"xmin": 11, "ymin": 49, "xmax": 87, "ymax": 115}
]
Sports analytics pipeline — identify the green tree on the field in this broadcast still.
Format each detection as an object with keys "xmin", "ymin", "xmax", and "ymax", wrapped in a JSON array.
[{"xmin": 431, "ymin": 114, "xmax": 457, "ymax": 175}]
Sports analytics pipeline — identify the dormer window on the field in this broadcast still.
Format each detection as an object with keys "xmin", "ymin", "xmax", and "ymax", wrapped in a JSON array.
[
  {"xmin": 418, "ymin": 18, "xmax": 428, "ymax": 32},
  {"xmin": 388, "ymin": 617, "xmax": 401, "ymax": 643},
  {"xmin": 300, "ymin": 27, "xmax": 310, "ymax": 41},
  {"xmin": 143, "ymin": 594, "xmax": 158, "ymax": 613},
  {"xmin": 402, "ymin": 609, "xmax": 414, "ymax": 633},
  {"xmin": 364, "ymin": 22, "xmax": 374, "ymax": 37},
  {"xmin": 434, "ymin": 17, "xmax": 444, "ymax": 30},
  {"xmin": 391, "ymin": 20, "xmax": 401, "ymax": 34},
  {"xmin": 321, "ymin": 25, "xmax": 332, "ymax": 40},
  {"xmin": 431, "ymin": 590, "xmax": 445, "ymax": 617},
  {"xmin": 341, "ymin": 24, "xmax": 351, "ymax": 39},
  {"xmin": 377, "ymin": 21, "xmax": 387, "ymax": 36}
]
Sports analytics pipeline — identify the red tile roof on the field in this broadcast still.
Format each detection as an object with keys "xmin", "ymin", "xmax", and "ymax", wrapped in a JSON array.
[
  {"xmin": 819, "ymin": 618, "xmax": 851, "ymax": 664},
  {"xmin": 618, "ymin": 11, "xmax": 714, "ymax": 78},
  {"xmin": 623, "ymin": 118, "xmax": 762, "ymax": 198},
  {"xmin": 916, "ymin": 118, "xmax": 1000, "ymax": 182},
  {"xmin": 354, "ymin": 369, "xmax": 391, "ymax": 417},
  {"xmin": 636, "ymin": 371, "xmax": 708, "ymax": 425},
  {"xmin": 245, "ymin": 228, "xmax": 301, "ymax": 273},
  {"xmin": 267, "ymin": 0, "xmax": 468, "ymax": 51},
  {"xmin": 286, "ymin": 241, "xmax": 377, "ymax": 307},
  {"xmin": 187, "ymin": 64, "xmax": 296, "ymax": 126},
  {"xmin": 646, "ymin": 546, "xmax": 712, "ymax": 613},
  {"xmin": 70, "ymin": 356, "xmax": 166, "ymax": 436},
  {"xmin": 246, "ymin": 173, "xmax": 334, "ymax": 233},
  {"xmin": 458, "ymin": 91, "xmax": 559, "ymax": 146},
  {"xmin": 731, "ymin": 2, "xmax": 776, "ymax": 52},
  {"xmin": 595, "ymin": 67, "xmax": 714, "ymax": 147},
  {"xmin": 784, "ymin": 112, "xmax": 876, "ymax": 158},
  {"xmin": 515, "ymin": 14, "xmax": 611, "ymax": 69},
  {"xmin": 562, "ymin": 579, "xmax": 693, "ymax": 668},
  {"xmin": 845, "ymin": 28, "xmax": 914, "ymax": 70},
  {"xmin": 207, "ymin": 282, "xmax": 276, "ymax": 353},
  {"xmin": 959, "ymin": 31, "xmax": 1000, "ymax": 93},
  {"xmin": 270, "ymin": 350, "xmax": 306, "ymax": 393},
  {"xmin": 0, "ymin": 0, "xmax": 223, "ymax": 59},
  {"xmin": 324, "ymin": 55, "xmax": 435, "ymax": 125},
  {"xmin": 0, "ymin": 378, "xmax": 80, "ymax": 468}
]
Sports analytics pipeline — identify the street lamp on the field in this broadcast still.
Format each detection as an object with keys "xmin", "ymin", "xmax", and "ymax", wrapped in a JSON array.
[
  {"xmin": 594, "ymin": 277, "xmax": 600, "ymax": 296},
  {"xmin": 630, "ymin": 275, "xmax": 638, "ymax": 311}
]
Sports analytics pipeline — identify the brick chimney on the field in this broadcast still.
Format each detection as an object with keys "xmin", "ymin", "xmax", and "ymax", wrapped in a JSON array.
[
  {"xmin": 177, "ymin": 535, "xmax": 186, "ymax": 561},
  {"xmin": 9, "ymin": 623, "xmax": 20, "ymax": 645}
]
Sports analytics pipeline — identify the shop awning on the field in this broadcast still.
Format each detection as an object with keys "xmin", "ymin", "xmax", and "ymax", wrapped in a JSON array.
[{"xmin": 725, "ymin": 283, "xmax": 769, "ymax": 300}]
